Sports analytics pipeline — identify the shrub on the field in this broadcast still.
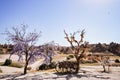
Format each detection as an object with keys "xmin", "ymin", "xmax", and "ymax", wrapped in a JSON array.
[
  {"xmin": 3, "ymin": 59, "xmax": 12, "ymax": 66},
  {"xmin": 39, "ymin": 62, "xmax": 56, "ymax": 70},
  {"xmin": 115, "ymin": 59, "xmax": 120, "ymax": 63},
  {"xmin": 2, "ymin": 59, "xmax": 23, "ymax": 68},
  {"xmin": 2, "ymin": 60, "xmax": 23, "ymax": 68},
  {"xmin": 69, "ymin": 55, "xmax": 74, "ymax": 58},
  {"xmin": 66, "ymin": 57, "xmax": 70, "ymax": 60},
  {"xmin": 39, "ymin": 64, "xmax": 48, "ymax": 70},
  {"xmin": 66, "ymin": 55, "xmax": 74, "ymax": 60},
  {"xmin": 49, "ymin": 62, "xmax": 56, "ymax": 69},
  {"xmin": 92, "ymin": 59, "xmax": 97, "ymax": 63}
]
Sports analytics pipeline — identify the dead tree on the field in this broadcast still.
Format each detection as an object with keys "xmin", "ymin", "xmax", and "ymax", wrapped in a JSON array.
[
  {"xmin": 93, "ymin": 55, "xmax": 111, "ymax": 72},
  {"xmin": 64, "ymin": 30, "xmax": 89, "ymax": 73}
]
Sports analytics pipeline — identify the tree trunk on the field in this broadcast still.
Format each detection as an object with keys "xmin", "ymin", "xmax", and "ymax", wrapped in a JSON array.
[
  {"xmin": 50, "ymin": 57, "xmax": 52, "ymax": 63},
  {"xmin": 103, "ymin": 65, "xmax": 106, "ymax": 72},
  {"xmin": 24, "ymin": 51, "xmax": 29, "ymax": 75},
  {"xmin": 24, "ymin": 61, "xmax": 29, "ymax": 74},
  {"xmin": 75, "ymin": 59, "xmax": 80, "ymax": 73},
  {"xmin": 108, "ymin": 65, "xmax": 110, "ymax": 72}
]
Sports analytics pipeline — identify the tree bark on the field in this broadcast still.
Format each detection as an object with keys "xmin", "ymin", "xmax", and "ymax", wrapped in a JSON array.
[
  {"xmin": 24, "ymin": 50, "xmax": 28, "ymax": 75},
  {"xmin": 50, "ymin": 57, "xmax": 52, "ymax": 63},
  {"xmin": 75, "ymin": 58, "xmax": 80, "ymax": 73},
  {"xmin": 24, "ymin": 61, "xmax": 29, "ymax": 74},
  {"xmin": 103, "ymin": 65, "xmax": 106, "ymax": 72}
]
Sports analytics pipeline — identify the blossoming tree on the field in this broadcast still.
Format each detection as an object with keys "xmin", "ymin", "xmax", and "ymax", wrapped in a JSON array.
[{"xmin": 5, "ymin": 24, "xmax": 54, "ymax": 74}]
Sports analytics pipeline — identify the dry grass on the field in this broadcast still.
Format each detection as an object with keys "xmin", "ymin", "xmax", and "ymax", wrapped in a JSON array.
[
  {"xmin": 0, "ymin": 68, "xmax": 2, "ymax": 73},
  {"xmin": 81, "ymin": 63, "xmax": 100, "ymax": 66},
  {"xmin": 111, "ymin": 63, "xmax": 120, "ymax": 66},
  {"xmin": 53, "ymin": 53, "xmax": 73, "ymax": 62},
  {"xmin": 109, "ymin": 56, "xmax": 120, "ymax": 60},
  {"xmin": 39, "ymin": 69, "xmax": 56, "ymax": 72}
]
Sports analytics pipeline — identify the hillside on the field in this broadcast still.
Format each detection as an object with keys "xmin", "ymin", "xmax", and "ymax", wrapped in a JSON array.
[{"xmin": 0, "ymin": 42, "xmax": 120, "ymax": 56}]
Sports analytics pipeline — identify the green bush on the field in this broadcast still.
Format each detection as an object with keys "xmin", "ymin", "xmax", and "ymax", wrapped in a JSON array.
[
  {"xmin": 115, "ymin": 59, "xmax": 120, "ymax": 63},
  {"xmin": 66, "ymin": 55, "xmax": 74, "ymax": 60},
  {"xmin": 39, "ymin": 62, "xmax": 56, "ymax": 70},
  {"xmin": 69, "ymin": 55, "xmax": 74, "ymax": 58},
  {"xmin": 3, "ymin": 59, "xmax": 12, "ymax": 66},
  {"xmin": 66, "ymin": 57, "xmax": 70, "ymax": 60},
  {"xmin": 39, "ymin": 64, "xmax": 48, "ymax": 70},
  {"xmin": 49, "ymin": 62, "xmax": 56, "ymax": 69},
  {"xmin": 2, "ymin": 59, "xmax": 23, "ymax": 68}
]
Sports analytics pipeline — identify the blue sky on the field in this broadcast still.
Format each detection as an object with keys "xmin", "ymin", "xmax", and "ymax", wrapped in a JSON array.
[{"xmin": 0, "ymin": 0, "xmax": 120, "ymax": 46}]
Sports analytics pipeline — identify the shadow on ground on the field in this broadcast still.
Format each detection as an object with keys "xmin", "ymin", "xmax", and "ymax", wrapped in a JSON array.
[{"xmin": 0, "ymin": 71, "xmax": 111, "ymax": 80}]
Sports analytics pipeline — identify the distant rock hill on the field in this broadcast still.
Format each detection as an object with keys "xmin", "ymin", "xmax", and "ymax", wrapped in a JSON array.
[
  {"xmin": 0, "ymin": 44, "xmax": 13, "ymax": 54},
  {"xmin": 89, "ymin": 42, "xmax": 120, "ymax": 56},
  {"xmin": 0, "ymin": 42, "xmax": 120, "ymax": 56},
  {"xmin": 58, "ymin": 42, "xmax": 120, "ymax": 56}
]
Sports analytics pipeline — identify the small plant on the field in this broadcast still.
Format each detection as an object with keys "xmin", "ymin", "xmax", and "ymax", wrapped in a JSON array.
[
  {"xmin": 39, "ymin": 62, "xmax": 56, "ymax": 70},
  {"xmin": 2, "ymin": 60, "xmax": 23, "ymax": 68},
  {"xmin": 66, "ymin": 55, "xmax": 74, "ymax": 60},
  {"xmin": 3, "ymin": 59, "xmax": 12, "ymax": 66},
  {"xmin": 115, "ymin": 59, "xmax": 120, "ymax": 63},
  {"xmin": 49, "ymin": 62, "xmax": 56, "ymax": 69},
  {"xmin": 69, "ymin": 55, "xmax": 74, "ymax": 58},
  {"xmin": 39, "ymin": 64, "xmax": 48, "ymax": 70},
  {"xmin": 66, "ymin": 57, "xmax": 70, "ymax": 60},
  {"xmin": 92, "ymin": 59, "xmax": 97, "ymax": 63}
]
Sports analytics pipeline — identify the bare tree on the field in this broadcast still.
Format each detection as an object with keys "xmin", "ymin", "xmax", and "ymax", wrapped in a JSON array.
[
  {"xmin": 93, "ymin": 55, "xmax": 111, "ymax": 72},
  {"xmin": 64, "ymin": 30, "xmax": 89, "ymax": 73},
  {"xmin": 4, "ymin": 24, "xmax": 45, "ymax": 74},
  {"xmin": 42, "ymin": 41, "xmax": 56, "ymax": 64}
]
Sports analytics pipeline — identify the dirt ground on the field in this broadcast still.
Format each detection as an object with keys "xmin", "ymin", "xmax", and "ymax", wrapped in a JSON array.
[
  {"xmin": 0, "ymin": 54, "xmax": 120, "ymax": 80},
  {"xmin": 0, "ymin": 66, "xmax": 120, "ymax": 80}
]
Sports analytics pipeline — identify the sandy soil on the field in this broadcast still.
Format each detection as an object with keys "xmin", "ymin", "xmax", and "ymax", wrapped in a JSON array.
[
  {"xmin": 0, "ymin": 66, "xmax": 120, "ymax": 80},
  {"xmin": 0, "ymin": 54, "xmax": 19, "ymax": 62},
  {"xmin": 0, "ymin": 54, "xmax": 120, "ymax": 80}
]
